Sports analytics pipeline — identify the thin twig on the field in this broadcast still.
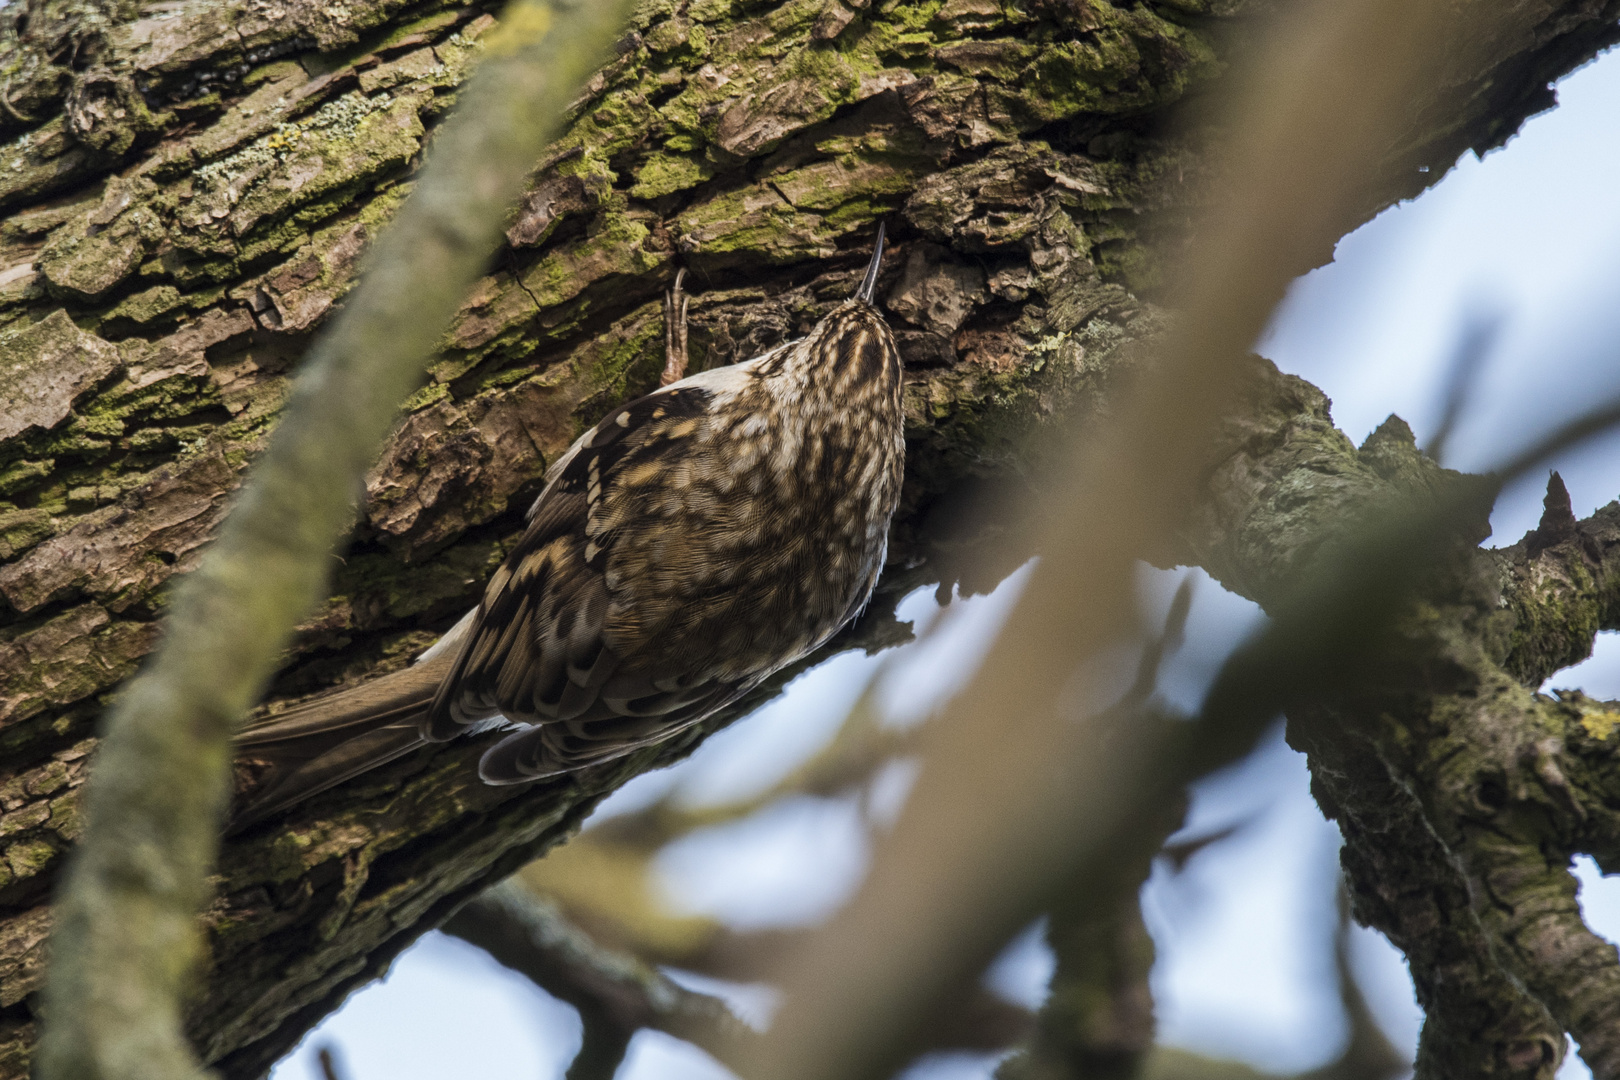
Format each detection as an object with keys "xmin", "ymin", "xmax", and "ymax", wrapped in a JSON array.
[
  {"xmin": 442, "ymin": 880, "xmax": 749, "ymax": 1056},
  {"xmin": 1297, "ymin": 884, "xmax": 1406, "ymax": 1080},
  {"xmin": 565, "ymin": 1011, "xmax": 634, "ymax": 1080},
  {"xmin": 1491, "ymin": 390, "xmax": 1620, "ymax": 484},
  {"xmin": 1422, "ymin": 312, "xmax": 1501, "ymax": 466},
  {"xmin": 316, "ymin": 1046, "xmax": 347, "ymax": 1080}
]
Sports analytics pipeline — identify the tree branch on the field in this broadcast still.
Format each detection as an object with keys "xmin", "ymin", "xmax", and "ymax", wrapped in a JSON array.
[
  {"xmin": 1186, "ymin": 361, "xmax": 1620, "ymax": 1075},
  {"xmin": 34, "ymin": 2, "xmax": 639, "ymax": 1078},
  {"xmin": 727, "ymin": 0, "xmax": 1471, "ymax": 1075},
  {"xmin": 442, "ymin": 880, "xmax": 747, "ymax": 1057}
]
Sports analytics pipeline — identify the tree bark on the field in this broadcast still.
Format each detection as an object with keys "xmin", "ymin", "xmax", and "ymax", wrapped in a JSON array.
[{"xmin": 0, "ymin": 0, "xmax": 1618, "ymax": 1076}]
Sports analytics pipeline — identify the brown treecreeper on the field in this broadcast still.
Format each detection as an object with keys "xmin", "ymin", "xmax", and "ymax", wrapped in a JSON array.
[{"xmin": 232, "ymin": 226, "xmax": 902, "ymax": 827}]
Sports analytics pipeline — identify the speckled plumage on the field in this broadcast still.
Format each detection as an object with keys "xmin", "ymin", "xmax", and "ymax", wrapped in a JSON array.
[{"xmin": 233, "ymin": 231, "xmax": 903, "ymax": 824}]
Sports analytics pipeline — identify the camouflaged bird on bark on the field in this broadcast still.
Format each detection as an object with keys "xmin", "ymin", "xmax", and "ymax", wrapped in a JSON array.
[{"xmin": 1, "ymin": 0, "xmax": 1620, "ymax": 1074}]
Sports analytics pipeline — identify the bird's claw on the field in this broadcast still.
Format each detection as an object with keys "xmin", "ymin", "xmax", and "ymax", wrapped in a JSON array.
[{"xmin": 661, "ymin": 268, "xmax": 689, "ymax": 387}]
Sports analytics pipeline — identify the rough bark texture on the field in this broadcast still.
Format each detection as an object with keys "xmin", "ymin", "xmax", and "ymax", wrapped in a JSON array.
[
  {"xmin": 1178, "ymin": 369, "xmax": 1620, "ymax": 1079},
  {"xmin": 2, "ymin": 0, "xmax": 1620, "ymax": 1076}
]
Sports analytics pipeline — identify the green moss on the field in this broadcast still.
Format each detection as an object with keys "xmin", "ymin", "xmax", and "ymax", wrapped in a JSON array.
[
  {"xmin": 170, "ymin": 254, "xmax": 245, "ymax": 287},
  {"xmin": 567, "ymin": 88, "xmax": 666, "ymax": 167},
  {"xmin": 645, "ymin": 15, "xmax": 710, "ymax": 61},
  {"xmin": 4, "ymin": 838, "xmax": 58, "ymax": 879},
  {"xmin": 103, "ymin": 285, "xmax": 186, "ymax": 326},
  {"xmin": 400, "ymin": 381, "xmax": 450, "ymax": 412},
  {"xmin": 1021, "ymin": 38, "xmax": 1134, "ymax": 118},
  {"xmin": 65, "ymin": 484, "xmax": 122, "ymax": 508},
  {"xmin": 471, "ymin": 364, "xmax": 543, "ymax": 393},
  {"xmin": 0, "ymin": 509, "xmax": 52, "ymax": 559},
  {"xmin": 238, "ymin": 219, "xmax": 312, "ymax": 265},
  {"xmin": 358, "ymin": 178, "xmax": 413, "ymax": 231},
  {"xmin": 0, "ymin": 460, "xmax": 52, "ymax": 496},
  {"xmin": 46, "ymin": 791, "xmax": 80, "ymax": 841},
  {"xmin": 519, "ymin": 212, "xmax": 663, "ymax": 309},
  {"xmin": 771, "ymin": 154, "xmax": 917, "ymax": 212},
  {"xmin": 936, "ymin": 39, "xmax": 1034, "ymax": 81},
  {"xmin": 83, "ymin": 372, "xmax": 221, "ymax": 425},
  {"xmin": 1007, "ymin": 7, "xmax": 1219, "ymax": 125},
  {"xmin": 377, "ymin": 7, "xmax": 463, "ymax": 50},
  {"xmin": 432, "ymin": 31, "xmax": 488, "ymax": 87},
  {"xmin": 1580, "ymin": 709, "xmax": 1620, "ymax": 741},
  {"xmin": 1129, "ymin": 8, "xmax": 1221, "ymax": 97},
  {"xmin": 30, "ymin": 411, "xmax": 123, "ymax": 459},
  {"xmin": 564, "ymin": 307, "xmax": 666, "ymax": 422},
  {"xmin": 675, "ymin": 183, "xmax": 840, "ymax": 260},
  {"xmin": 759, "ymin": 0, "xmax": 825, "ymax": 37},
  {"xmin": 687, "ymin": 0, "xmax": 734, "ymax": 20},
  {"xmin": 124, "ymin": 423, "xmax": 219, "ymax": 453},
  {"xmin": 238, "ymin": 60, "xmax": 302, "ymax": 88},
  {"xmin": 824, "ymin": 195, "xmax": 897, "ymax": 228},
  {"xmin": 629, "ymin": 151, "xmax": 714, "ymax": 200},
  {"xmin": 189, "ymin": 91, "xmax": 425, "ymax": 240},
  {"xmin": 880, "ymin": 0, "xmax": 945, "ymax": 33},
  {"xmin": 298, "ymin": 189, "xmax": 378, "ymax": 237},
  {"xmin": 869, "ymin": 29, "xmax": 937, "ymax": 62},
  {"xmin": 789, "ymin": 37, "xmax": 869, "ymax": 93},
  {"xmin": 815, "ymin": 123, "xmax": 936, "ymax": 160}
]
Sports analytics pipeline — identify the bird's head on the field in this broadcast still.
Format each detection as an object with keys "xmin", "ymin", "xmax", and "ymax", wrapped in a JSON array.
[{"xmin": 772, "ymin": 224, "xmax": 900, "ymax": 396}]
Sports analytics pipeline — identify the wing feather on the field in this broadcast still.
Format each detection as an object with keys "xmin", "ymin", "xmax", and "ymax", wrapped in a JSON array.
[
  {"xmin": 476, "ymin": 682, "xmax": 743, "ymax": 784},
  {"xmin": 424, "ymin": 382, "xmax": 739, "ymax": 777}
]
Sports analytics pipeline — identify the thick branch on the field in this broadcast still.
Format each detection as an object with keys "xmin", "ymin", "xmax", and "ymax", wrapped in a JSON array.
[{"xmin": 1182, "ymin": 365, "xmax": 1620, "ymax": 1076}]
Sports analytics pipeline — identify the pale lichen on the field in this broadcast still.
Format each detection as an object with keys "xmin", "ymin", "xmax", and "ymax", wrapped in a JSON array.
[{"xmin": 192, "ymin": 91, "xmax": 399, "ymax": 190}]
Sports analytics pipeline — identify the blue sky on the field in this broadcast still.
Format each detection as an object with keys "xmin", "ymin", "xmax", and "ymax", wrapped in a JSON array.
[{"xmin": 272, "ymin": 44, "xmax": 1620, "ymax": 1080}]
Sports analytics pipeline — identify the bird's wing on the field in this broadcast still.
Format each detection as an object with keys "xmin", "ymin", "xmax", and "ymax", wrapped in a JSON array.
[
  {"xmin": 425, "ymin": 381, "xmax": 748, "ymax": 781},
  {"xmin": 475, "ymin": 681, "xmax": 746, "ymax": 783},
  {"xmin": 231, "ymin": 362, "xmax": 779, "ymax": 817}
]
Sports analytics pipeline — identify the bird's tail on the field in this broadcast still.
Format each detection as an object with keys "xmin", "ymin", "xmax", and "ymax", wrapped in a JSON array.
[{"xmin": 229, "ymin": 651, "xmax": 453, "ymax": 831}]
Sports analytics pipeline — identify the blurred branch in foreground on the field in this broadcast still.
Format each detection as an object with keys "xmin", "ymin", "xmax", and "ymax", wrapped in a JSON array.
[
  {"xmin": 994, "ymin": 583, "xmax": 1195, "ymax": 1080},
  {"xmin": 725, "ymin": 0, "xmax": 1467, "ymax": 1077},
  {"xmin": 489, "ymin": 553, "xmax": 1431, "ymax": 1078},
  {"xmin": 494, "ymin": 660, "xmax": 1048, "ymax": 1069},
  {"xmin": 34, "ymin": 1, "xmax": 639, "ymax": 1078}
]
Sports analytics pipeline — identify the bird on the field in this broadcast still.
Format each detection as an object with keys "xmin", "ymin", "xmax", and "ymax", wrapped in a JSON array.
[{"xmin": 231, "ymin": 225, "xmax": 904, "ymax": 828}]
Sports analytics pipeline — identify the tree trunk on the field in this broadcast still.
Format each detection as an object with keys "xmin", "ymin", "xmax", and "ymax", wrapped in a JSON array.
[{"xmin": 0, "ymin": 0, "xmax": 1617, "ymax": 1076}]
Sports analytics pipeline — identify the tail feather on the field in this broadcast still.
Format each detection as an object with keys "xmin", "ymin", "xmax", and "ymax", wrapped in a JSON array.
[{"xmin": 230, "ymin": 652, "xmax": 452, "ymax": 831}]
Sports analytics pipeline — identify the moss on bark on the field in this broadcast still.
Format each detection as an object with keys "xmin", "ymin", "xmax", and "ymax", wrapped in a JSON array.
[{"xmin": 2, "ymin": 0, "xmax": 1620, "ymax": 1075}]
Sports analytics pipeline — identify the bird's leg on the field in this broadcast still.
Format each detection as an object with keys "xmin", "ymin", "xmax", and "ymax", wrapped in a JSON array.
[{"xmin": 661, "ymin": 268, "xmax": 690, "ymax": 386}]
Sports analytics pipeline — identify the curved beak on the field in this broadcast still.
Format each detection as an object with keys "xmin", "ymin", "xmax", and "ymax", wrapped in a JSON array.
[{"xmin": 854, "ymin": 221, "xmax": 886, "ymax": 305}]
